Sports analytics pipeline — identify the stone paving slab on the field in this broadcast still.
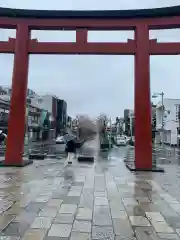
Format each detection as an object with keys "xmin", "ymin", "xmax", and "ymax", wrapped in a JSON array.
[{"xmin": 1, "ymin": 137, "xmax": 180, "ymax": 239}]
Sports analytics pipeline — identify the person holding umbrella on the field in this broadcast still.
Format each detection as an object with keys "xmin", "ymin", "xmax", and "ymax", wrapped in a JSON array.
[{"xmin": 64, "ymin": 133, "xmax": 77, "ymax": 166}]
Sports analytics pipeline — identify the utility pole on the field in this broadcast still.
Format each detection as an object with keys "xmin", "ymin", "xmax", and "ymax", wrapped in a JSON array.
[
  {"xmin": 109, "ymin": 117, "xmax": 112, "ymax": 149},
  {"xmin": 116, "ymin": 117, "xmax": 119, "ymax": 135},
  {"xmin": 179, "ymin": 107, "xmax": 180, "ymax": 147},
  {"xmin": 161, "ymin": 92, "xmax": 164, "ymax": 148}
]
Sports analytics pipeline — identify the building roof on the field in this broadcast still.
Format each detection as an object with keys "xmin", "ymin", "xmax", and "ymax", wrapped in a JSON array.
[
  {"xmin": 0, "ymin": 6, "xmax": 180, "ymax": 19},
  {"xmin": 0, "ymin": 97, "xmax": 9, "ymax": 107}
]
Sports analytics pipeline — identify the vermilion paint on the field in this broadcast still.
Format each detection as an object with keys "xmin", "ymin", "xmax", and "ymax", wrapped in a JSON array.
[{"xmin": 0, "ymin": 15, "xmax": 179, "ymax": 168}]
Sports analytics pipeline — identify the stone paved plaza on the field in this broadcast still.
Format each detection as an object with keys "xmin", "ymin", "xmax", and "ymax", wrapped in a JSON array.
[{"xmin": 0, "ymin": 138, "xmax": 180, "ymax": 239}]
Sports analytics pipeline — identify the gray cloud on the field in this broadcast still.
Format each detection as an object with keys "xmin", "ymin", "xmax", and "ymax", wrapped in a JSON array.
[{"xmin": 0, "ymin": 1, "xmax": 180, "ymax": 119}]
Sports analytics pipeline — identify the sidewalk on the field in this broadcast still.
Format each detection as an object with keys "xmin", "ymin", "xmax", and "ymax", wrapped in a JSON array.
[
  {"xmin": 0, "ymin": 140, "xmax": 180, "ymax": 239},
  {"xmin": 153, "ymin": 144, "xmax": 177, "ymax": 152}
]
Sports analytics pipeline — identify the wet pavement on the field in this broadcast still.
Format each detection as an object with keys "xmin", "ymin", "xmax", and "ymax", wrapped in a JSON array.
[
  {"xmin": 0, "ymin": 137, "xmax": 180, "ymax": 239},
  {"xmin": 27, "ymin": 143, "xmax": 66, "ymax": 158},
  {"xmin": 126, "ymin": 144, "xmax": 180, "ymax": 165},
  {"xmin": 0, "ymin": 140, "xmax": 66, "ymax": 157}
]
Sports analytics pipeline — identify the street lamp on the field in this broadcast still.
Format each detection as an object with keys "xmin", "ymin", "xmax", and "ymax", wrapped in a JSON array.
[{"xmin": 152, "ymin": 92, "xmax": 164, "ymax": 147}]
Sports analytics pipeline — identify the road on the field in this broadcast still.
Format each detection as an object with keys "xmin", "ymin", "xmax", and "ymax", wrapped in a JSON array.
[
  {"xmin": 79, "ymin": 134, "xmax": 128, "ymax": 163},
  {"xmin": 25, "ymin": 134, "xmax": 129, "ymax": 161},
  {"xmin": 0, "ymin": 136, "xmax": 127, "ymax": 161},
  {"xmin": 0, "ymin": 136, "xmax": 97, "ymax": 157},
  {"xmin": 3, "ymin": 135, "xmax": 178, "ymax": 165},
  {"xmin": 27, "ymin": 142, "xmax": 66, "ymax": 157}
]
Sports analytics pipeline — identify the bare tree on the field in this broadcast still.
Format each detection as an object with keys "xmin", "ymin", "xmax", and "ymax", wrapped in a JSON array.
[{"xmin": 77, "ymin": 115, "xmax": 97, "ymax": 140}]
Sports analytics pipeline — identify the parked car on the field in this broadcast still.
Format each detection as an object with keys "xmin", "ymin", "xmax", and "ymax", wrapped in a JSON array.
[
  {"xmin": 115, "ymin": 135, "xmax": 127, "ymax": 146},
  {"xmin": 125, "ymin": 136, "xmax": 130, "ymax": 143},
  {"xmin": 55, "ymin": 135, "xmax": 64, "ymax": 144}
]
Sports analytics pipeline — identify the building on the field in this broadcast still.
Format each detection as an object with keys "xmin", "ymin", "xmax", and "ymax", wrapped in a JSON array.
[
  {"xmin": 0, "ymin": 86, "xmax": 68, "ymax": 140},
  {"xmin": 124, "ymin": 104, "xmax": 156, "ymax": 139},
  {"xmin": 30, "ymin": 94, "xmax": 68, "ymax": 139},
  {"xmin": 115, "ymin": 117, "xmax": 124, "ymax": 135},
  {"xmin": 67, "ymin": 116, "xmax": 72, "ymax": 129},
  {"xmin": 72, "ymin": 117, "xmax": 79, "ymax": 135},
  {"xmin": 56, "ymin": 99, "xmax": 67, "ymax": 136},
  {"xmin": 0, "ymin": 87, "xmax": 8, "ymax": 96},
  {"xmin": 0, "ymin": 95, "xmax": 43, "ymax": 139},
  {"xmin": 0, "ymin": 98, "xmax": 9, "ymax": 134},
  {"xmin": 124, "ymin": 109, "xmax": 130, "ymax": 135},
  {"xmin": 156, "ymin": 98, "xmax": 180, "ymax": 146},
  {"xmin": 0, "ymin": 86, "xmax": 45, "ymax": 140},
  {"xmin": 123, "ymin": 109, "xmax": 134, "ymax": 136},
  {"xmin": 27, "ymin": 88, "xmax": 37, "ymax": 97},
  {"xmin": 0, "ymin": 87, "xmax": 38, "ymax": 99},
  {"xmin": 30, "ymin": 94, "xmax": 58, "ymax": 139},
  {"xmin": 26, "ymin": 103, "xmax": 42, "ymax": 141}
]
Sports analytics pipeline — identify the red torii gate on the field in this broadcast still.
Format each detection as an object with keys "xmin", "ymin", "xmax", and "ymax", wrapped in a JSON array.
[{"xmin": 0, "ymin": 6, "xmax": 180, "ymax": 170}]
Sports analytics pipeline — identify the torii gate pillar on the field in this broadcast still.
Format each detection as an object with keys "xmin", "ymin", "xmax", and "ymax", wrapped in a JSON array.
[
  {"xmin": 2, "ymin": 24, "xmax": 33, "ymax": 166},
  {"xmin": 126, "ymin": 23, "xmax": 163, "ymax": 172}
]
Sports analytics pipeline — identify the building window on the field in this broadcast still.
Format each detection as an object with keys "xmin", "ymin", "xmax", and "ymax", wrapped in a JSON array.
[
  {"xmin": 38, "ymin": 99, "xmax": 43, "ymax": 104},
  {"xmin": 26, "ymin": 98, "xmax": 31, "ymax": 105}
]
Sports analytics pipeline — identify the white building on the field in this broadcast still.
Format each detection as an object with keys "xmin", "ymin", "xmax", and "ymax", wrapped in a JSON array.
[
  {"xmin": 30, "ymin": 95, "xmax": 52, "ymax": 113},
  {"xmin": 29, "ymin": 94, "xmax": 58, "ymax": 139},
  {"xmin": 156, "ymin": 98, "xmax": 180, "ymax": 146}
]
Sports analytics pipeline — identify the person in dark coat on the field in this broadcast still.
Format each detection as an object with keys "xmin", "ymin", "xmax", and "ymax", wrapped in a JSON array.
[
  {"xmin": 64, "ymin": 138, "xmax": 77, "ymax": 165},
  {"xmin": 66, "ymin": 139, "xmax": 76, "ymax": 154}
]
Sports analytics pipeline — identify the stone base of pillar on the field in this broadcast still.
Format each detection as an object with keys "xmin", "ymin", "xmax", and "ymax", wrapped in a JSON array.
[
  {"xmin": 126, "ymin": 163, "xmax": 164, "ymax": 172},
  {"xmin": 0, "ymin": 158, "xmax": 33, "ymax": 167}
]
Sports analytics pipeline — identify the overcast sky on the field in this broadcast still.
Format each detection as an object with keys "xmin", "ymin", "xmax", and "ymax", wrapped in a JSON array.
[{"xmin": 0, "ymin": 1, "xmax": 180, "ymax": 119}]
